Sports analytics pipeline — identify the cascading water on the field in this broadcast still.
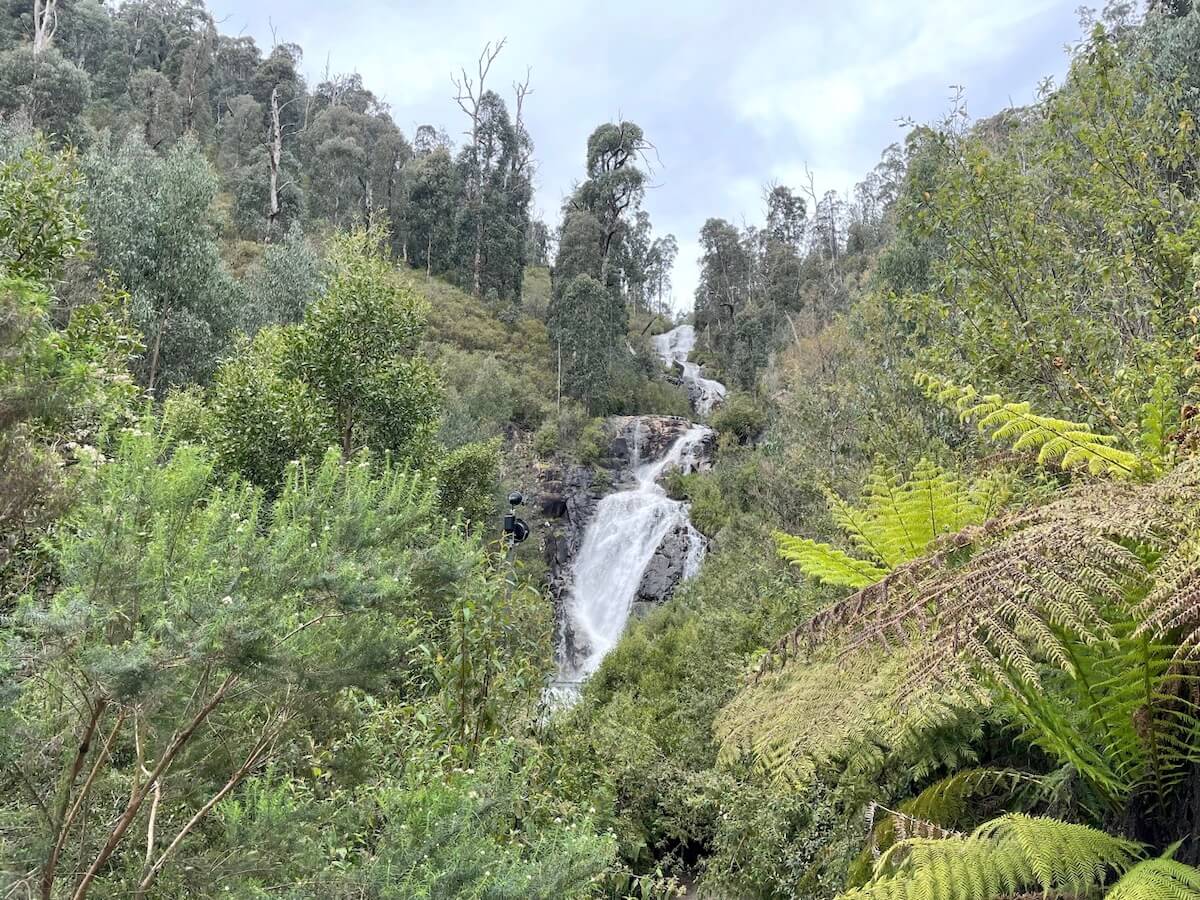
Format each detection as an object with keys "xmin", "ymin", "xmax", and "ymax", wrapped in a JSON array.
[
  {"xmin": 653, "ymin": 324, "xmax": 727, "ymax": 417},
  {"xmin": 545, "ymin": 324, "xmax": 726, "ymax": 708},
  {"xmin": 559, "ymin": 422, "xmax": 711, "ymax": 682}
]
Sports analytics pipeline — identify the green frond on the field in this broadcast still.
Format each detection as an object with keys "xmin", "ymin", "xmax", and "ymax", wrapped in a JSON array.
[
  {"xmin": 773, "ymin": 531, "xmax": 888, "ymax": 589},
  {"xmin": 716, "ymin": 649, "xmax": 985, "ymax": 788},
  {"xmin": 852, "ymin": 769, "xmax": 1049, "ymax": 887},
  {"xmin": 777, "ymin": 458, "xmax": 1003, "ymax": 592},
  {"xmin": 1138, "ymin": 372, "xmax": 1179, "ymax": 469},
  {"xmin": 1106, "ymin": 851, "xmax": 1200, "ymax": 900},
  {"xmin": 839, "ymin": 813, "xmax": 1141, "ymax": 900},
  {"xmin": 916, "ymin": 372, "xmax": 1143, "ymax": 478}
]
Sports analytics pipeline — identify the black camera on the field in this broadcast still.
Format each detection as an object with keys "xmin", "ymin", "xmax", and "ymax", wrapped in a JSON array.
[{"xmin": 503, "ymin": 491, "xmax": 529, "ymax": 543}]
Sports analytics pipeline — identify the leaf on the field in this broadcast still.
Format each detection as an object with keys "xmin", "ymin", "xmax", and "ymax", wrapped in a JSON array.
[{"xmin": 773, "ymin": 532, "xmax": 888, "ymax": 589}]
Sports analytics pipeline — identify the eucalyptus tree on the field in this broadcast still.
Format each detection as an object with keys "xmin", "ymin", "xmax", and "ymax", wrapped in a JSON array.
[
  {"xmin": 0, "ymin": 45, "xmax": 90, "ymax": 141},
  {"xmin": 81, "ymin": 135, "xmax": 240, "ymax": 392}
]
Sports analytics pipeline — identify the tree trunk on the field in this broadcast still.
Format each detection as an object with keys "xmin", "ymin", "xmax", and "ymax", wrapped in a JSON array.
[
  {"xmin": 146, "ymin": 307, "xmax": 169, "ymax": 396},
  {"xmin": 32, "ymin": 0, "xmax": 58, "ymax": 55},
  {"xmin": 473, "ymin": 217, "xmax": 483, "ymax": 297},
  {"xmin": 266, "ymin": 85, "xmax": 282, "ymax": 241}
]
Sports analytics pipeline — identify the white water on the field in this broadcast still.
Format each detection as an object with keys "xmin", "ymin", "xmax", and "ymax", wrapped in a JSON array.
[
  {"xmin": 653, "ymin": 324, "xmax": 727, "ymax": 417},
  {"xmin": 544, "ymin": 326, "xmax": 726, "ymax": 709},
  {"xmin": 557, "ymin": 421, "xmax": 711, "ymax": 685}
]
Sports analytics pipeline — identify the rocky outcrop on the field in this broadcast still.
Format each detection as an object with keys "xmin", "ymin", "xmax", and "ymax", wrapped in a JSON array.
[{"xmin": 630, "ymin": 519, "xmax": 702, "ymax": 618}]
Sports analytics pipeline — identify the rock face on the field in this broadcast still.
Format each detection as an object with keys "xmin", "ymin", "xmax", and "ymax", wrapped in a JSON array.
[
  {"xmin": 537, "ymin": 463, "xmax": 598, "ymax": 608},
  {"xmin": 630, "ymin": 519, "xmax": 699, "ymax": 618}
]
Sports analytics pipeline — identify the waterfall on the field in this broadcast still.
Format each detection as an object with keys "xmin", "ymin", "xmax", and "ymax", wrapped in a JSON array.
[
  {"xmin": 551, "ymin": 422, "xmax": 711, "ymax": 693},
  {"xmin": 544, "ymin": 324, "xmax": 726, "ymax": 708},
  {"xmin": 653, "ymin": 324, "xmax": 727, "ymax": 417}
]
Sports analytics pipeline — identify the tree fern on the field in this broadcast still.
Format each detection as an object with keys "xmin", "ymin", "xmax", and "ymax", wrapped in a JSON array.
[
  {"xmin": 917, "ymin": 373, "xmax": 1144, "ymax": 478},
  {"xmin": 753, "ymin": 463, "xmax": 1200, "ymax": 806},
  {"xmin": 773, "ymin": 533, "xmax": 887, "ymax": 589},
  {"xmin": 839, "ymin": 814, "xmax": 1141, "ymax": 900},
  {"xmin": 774, "ymin": 459, "xmax": 1007, "ymax": 590},
  {"xmin": 1106, "ymin": 849, "xmax": 1200, "ymax": 900}
]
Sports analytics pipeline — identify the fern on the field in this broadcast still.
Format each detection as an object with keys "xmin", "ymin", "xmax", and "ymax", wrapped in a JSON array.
[
  {"xmin": 750, "ymin": 462, "xmax": 1200, "ymax": 805},
  {"xmin": 839, "ymin": 814, "xmax": 1141, "ymax": 900},
  {"xmin": 1139, "ymin": 372, "xmax": 1179, "ymax": 468},
  {"xmin": 716, "ymin": 648, "xmax": 985, "ymax": 789},
  {"xmin": 852, "ymin": 769, "xmax": 1048, "ymax": 886},
  {"xmin": 918, "ymin": 373, "xmax": 1144, "ymax": 478},
  {"xmin": 774, "ymin": 459, "xmax": 1007, "ymax": 590},
  {"xmin": 1106, "ymin": 849, "xmax": 1200, "ymax": 900},
  {"xmin": 773, "ymin": 533, "xmax": 888, "ymax": 589}
]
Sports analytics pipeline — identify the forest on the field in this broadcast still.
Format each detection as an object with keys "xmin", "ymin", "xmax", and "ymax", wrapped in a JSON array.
[{"xmin": 6, "ymin": 0, "xmax": 1200, "ymax": 898}]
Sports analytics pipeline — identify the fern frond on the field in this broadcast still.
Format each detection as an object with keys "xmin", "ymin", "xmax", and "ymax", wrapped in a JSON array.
[
  {"xmin": 854, "ymin": 769, "xmax": 1048, "ymax": 884},
  {"xmin": 775, "ymin": 459, "xmax": 1002, "ymax": 595},
  {"xmin": 917, "ymin": 373, "xmax": 1143, "ymax": 478},
  {"xmin": 839, "ymin": 814, "xmax": 1141, "ymax": 900},
  {"xmin": 773, "ymin": 532, "xmax": 888, "ymax": 589},
  {"xmin": 1106, "ymin": 851, "xmax": 1200, "ymax": 900},
  {"xmin": 1139, "ymin": 373, "xmax": 1179, "ymax": 470}
]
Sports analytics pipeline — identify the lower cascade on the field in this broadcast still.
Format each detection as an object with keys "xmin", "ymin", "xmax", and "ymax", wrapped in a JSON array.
[
  {"xmin": 557, "ymin": 420, "xmax": 711, "ymax": 686},
  {"xmin": 546, "ymin": 324, "xmax": 725, "ymax": 705}
]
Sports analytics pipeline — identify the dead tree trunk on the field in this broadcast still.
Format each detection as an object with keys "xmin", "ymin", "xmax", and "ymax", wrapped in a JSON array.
[
  {"xmin": 32, "ymin": 0, "xmax": 58, "ymax": 55},
  {"xmin": 266, "ymin": 85, "xmax": 283, "ymax": 240},
  {"xmin": 453, "ymin": 39, "xmax": 506, "ymax": 298}
]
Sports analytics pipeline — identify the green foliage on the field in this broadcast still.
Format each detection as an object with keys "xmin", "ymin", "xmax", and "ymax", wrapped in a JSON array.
[
  {"xmin": 241, "ymin": 223, "xmax": 323, "ymax": 331},
  {"xmin": 919, "ymin": 373, "xmax": 1144, "ymax": 478},
  {"xmin": 0, "ymin": 136, "xmax": 86, "ymax": 283},
  {"xmin": 664, "ymin": 469, "xmax": 729, "ymax": 537},
  {"xmin": 82, "ymin": 135, "xmax": 241, "ymax": 390},
  {"xmin": 840, "ymin": 814, "xmax": 1141, "ymax": 900},
  {"xmin": 1107, "ymin": 850, "xmax": 1200, "ymax": 900},
  {"xmin": 549, "ymin": 273, "xmax": 625, "ymax": 411},
  {"xmin": 892, "ymin": 31, "xmax": 1200, "ymax": 429},
  {"xmin": 773, "ymin": 459, "xmax": 1006, "ymax": 588},
  {"xmin": 206, "ymin": 326, "xmax": 329, "ymax": 486},
  {"xmin": 437, "ymin": 347, "xmax": 550, "ymax": 446},
  {"xmin": 534, "ymin": 404, "xmax": 608, "ymax": 465},
  {"xmin": 205, "ymin": 227, "xmax": 444, "ymax": 488},
  {"xmin": 711, "ymin": 392, "xmax": 768, "ymax": 444},
  {"xmin": 292, "ymin": 226, "xmax": 441, "ymax": 458},
  {"xmin": 774, "ymin": 534, "xmax": 889, "ymax": 589},
  {"xmin": 436, "ymin": 438, "xmax": 501, "ymax": 527},
  {"xmin": 2, "ymin": 422, "xmax": 553, "ymax": 897},
  {"xmin": 0, "ymin": 46, "xmax": 90, "ymax": 142}
]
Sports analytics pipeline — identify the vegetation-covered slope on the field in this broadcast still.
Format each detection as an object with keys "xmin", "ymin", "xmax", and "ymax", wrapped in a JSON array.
[{"xmin": 10, "ymin": 1, "xmax": 1200, "ymax": 898}]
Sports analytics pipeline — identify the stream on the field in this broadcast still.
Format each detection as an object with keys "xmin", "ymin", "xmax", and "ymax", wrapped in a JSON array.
[{"xmin": 546, "ymin": 325, "xmax": 726, "ymax": 704}]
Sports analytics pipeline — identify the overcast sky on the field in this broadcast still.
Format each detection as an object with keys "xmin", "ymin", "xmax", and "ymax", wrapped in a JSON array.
[{"xmin": 208, "ymin": 1, "xmax": 1083, "ymax": 312}]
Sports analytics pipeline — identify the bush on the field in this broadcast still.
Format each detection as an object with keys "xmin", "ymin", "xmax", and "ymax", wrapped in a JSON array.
[
  {"xmin": 664, "ymin": 470, "xmax": 728, "ymax": 537},
  {"xmin": 532, "ymin": 403, "xmax": 608, "ymax": 465},
  {"xmin": 436, "ymin": 438, "xmax": 502, "ymax": 527},
  {"xmin": 438, "ymin": 347, "xmax": 550, "ymax": 447},
  {"xmin": 711, "ymin": 393, "xmax": 768, "ymax": 445}
]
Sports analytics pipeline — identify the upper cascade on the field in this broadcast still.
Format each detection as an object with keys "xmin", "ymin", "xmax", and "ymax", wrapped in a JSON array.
[{"xmin": 653, "ymin": 324, "xmax": 727, "ymax": 417}]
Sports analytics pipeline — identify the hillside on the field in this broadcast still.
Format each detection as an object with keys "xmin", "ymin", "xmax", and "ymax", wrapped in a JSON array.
[{"xmin": 8, "ymin": 3, "xmax": 1200, "ymax": 900}]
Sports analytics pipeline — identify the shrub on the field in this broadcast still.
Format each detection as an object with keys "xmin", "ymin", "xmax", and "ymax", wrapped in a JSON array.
[
  {"xmin": 437, "ymin": 438, "xmax": 502, "ymax": 527},
  {"xmin": 712, "ymin": 393, "xmax": 768, "ymax": 444}
]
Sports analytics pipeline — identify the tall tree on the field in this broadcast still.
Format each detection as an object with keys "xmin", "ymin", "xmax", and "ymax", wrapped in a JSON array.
[
  {"xmin": 575, "ymin": 120, "xmax": 652, "ymax": 285},
  {"xmin": 453, "ymin": 38, "xmax": 506, "ymax": 298},
  {"xmin": 82, "ymin": 135, "xmax": 240, "ymax": 392}
]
